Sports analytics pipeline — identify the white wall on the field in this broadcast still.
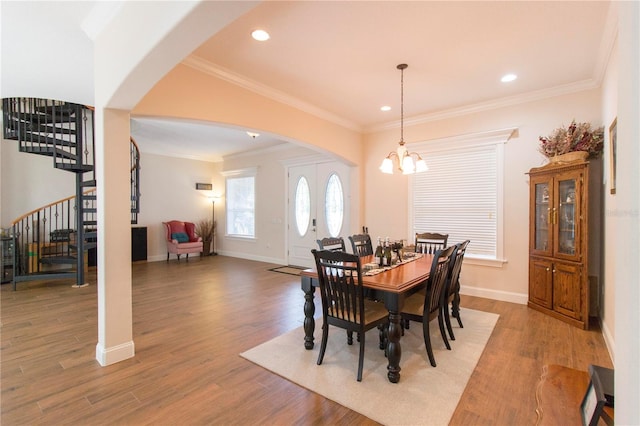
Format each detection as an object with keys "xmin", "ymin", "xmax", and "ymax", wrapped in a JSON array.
[
  {"xmin": 219, "ymin": 144, "xmax": 324, "ymax": 264},
  {"xmin": 1, "ymin": 142, "xmax": 76, "ymax": 227},
  {"xmin": 364, "ymin": 88, "xmax": 602, "ymax": 304},
  {"xmin": 136, "ymin": 152, "xmax": 220, "ymax": 262}
]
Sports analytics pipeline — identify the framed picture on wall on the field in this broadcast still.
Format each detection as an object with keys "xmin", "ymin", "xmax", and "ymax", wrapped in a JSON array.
[{"xmin": 609, "ymin": 118, "xmax": 617, "ymax": 195}]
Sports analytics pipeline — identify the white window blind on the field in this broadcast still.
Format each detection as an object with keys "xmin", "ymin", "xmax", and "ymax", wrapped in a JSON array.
[{"xmin": 412, "ymin": 145, "xmax": 497, "ymax": 258}]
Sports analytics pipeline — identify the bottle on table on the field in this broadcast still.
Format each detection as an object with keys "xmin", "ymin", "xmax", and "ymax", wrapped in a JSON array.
[
  {"xmin": 374, "ymin": 237, "xmax": 383, "ymax": 266},
  {"xmin": 383, "ymin": 237, "xmax": 392, "ymax": 267}
]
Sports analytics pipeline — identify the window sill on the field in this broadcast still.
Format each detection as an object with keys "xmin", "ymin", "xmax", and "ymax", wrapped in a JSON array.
[{"xmin": 464, "ymin": 255, "xmax": 508, "ymax": 268}]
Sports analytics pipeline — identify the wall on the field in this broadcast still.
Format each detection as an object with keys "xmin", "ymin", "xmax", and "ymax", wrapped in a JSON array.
[
  {"xmin": 364, "ymin": 89, "xmax": 602, "ymax": 303},
  {"xmin": 600, "ymin": 36, "xmax": 618, "ymax": 350},
  {"xmin": 1, "ymin": 142, "xmax": 75, "ymax": 227},
  {"xmin": 135, "ymin": 152, "xmax": 220, "ymax": 262}
]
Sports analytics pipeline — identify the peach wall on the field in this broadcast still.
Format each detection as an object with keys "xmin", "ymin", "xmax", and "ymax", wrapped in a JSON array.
[
  {"xmin": 133, "ymin": 64, "xmax": 364, "ymax": 167},
  {"xmin": 364, "ymin": 89, "xmax": 603, "ymax": 303}
]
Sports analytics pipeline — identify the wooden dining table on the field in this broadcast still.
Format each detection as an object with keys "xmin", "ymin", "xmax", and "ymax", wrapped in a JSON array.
[{"xmin": 300, "ymin": 253, "xmax": 434, "ymax": 383}]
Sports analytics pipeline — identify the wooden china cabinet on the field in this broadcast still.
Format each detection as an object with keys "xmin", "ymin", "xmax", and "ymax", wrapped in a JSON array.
[{"xmin": 528, "ymin": 160, "xmax": 590, "ymax": 329}]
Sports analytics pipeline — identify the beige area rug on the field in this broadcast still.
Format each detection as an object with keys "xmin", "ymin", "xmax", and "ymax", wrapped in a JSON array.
[{"xmin": 240, "ymin": 308, "xmax": 499, "ymax": 426}]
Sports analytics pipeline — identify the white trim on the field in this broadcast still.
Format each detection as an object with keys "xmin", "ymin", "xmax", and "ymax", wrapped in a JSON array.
[
  {"xmin": 600, "ymin": 318, "xmax": 615, "ymax": 367},
  {"xmin": 215, "ymin": 250, "xmax": 286, "ymax": 265},
  {"xmin": 95, "ymin": 341, "xmax": 135, "ymax": 366},
  {"xmin": 411, "ymin": 127, "xmax": 517, "ymax": 153},
  {"xmin": 460, "ymin": 285, "xmax": 528, "ymax": 305},
  {"xmin": 369, "ymin": 80, "xmax": 598, "ymax": 133},
  {"xmin": 182, "ymin": 55, "xmax": 361, "ymax": 132},
  {"xmin": 221, "ymin": 167, "xmax": 258, "ymax": 178},
  {"xmin": 224, "ymin": 143, "xmax": 292, "ymax": 161},
  {"xmin": 464, "ymin": 256, "xmax": 508, "ymax": 268},
  {"xmin": 279, "ymin": 154, "xmax": 334, "ymax": 167}
]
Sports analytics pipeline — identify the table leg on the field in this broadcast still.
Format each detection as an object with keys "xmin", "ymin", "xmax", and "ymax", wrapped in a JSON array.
[
  {"xmin": 303, "ymin": 284, "xmax": 315, "ymax": 350},
  {"xmin": 386, "ymin": 310, "xmax": 402, "ymax": 383}
]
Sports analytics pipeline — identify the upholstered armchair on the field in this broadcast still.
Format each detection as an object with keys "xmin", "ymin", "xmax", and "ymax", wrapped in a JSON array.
[{"xmin": 162, "ymin": 220, "xmax": 204, "ymax": 261}]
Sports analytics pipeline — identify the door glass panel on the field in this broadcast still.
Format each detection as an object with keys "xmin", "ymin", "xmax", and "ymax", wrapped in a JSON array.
[
  {"xmin": 557, "ymin": 179, "xmax": 576, "ymax": 255},
  {"xmin": 534, "ymin": 182, "xmax": 550, "ymax": 251},
  {"xmin": 325, "ymin": 173, "xmax": 343, "ymax": 238},
  {"xmin": 295, "ymin": 176, "xmax": 311, "ymax": 236}
]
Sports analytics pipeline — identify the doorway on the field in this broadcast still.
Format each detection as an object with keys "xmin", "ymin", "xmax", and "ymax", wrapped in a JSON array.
[{"xmin": 287, "ymin": 162, "xmax": 350, "ymax": 268}]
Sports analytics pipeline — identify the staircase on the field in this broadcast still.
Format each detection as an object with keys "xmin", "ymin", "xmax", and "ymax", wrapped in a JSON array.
[{"xmin": 2, "ymin": 98, "xmax": 141, "ymax": 289}]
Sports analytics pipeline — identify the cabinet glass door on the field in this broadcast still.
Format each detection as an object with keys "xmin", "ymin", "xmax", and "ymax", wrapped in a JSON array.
[
  {"xmin": 533, "ymin": 181, "xmax": 552, "ymax": 253},
  {"xmin": 556, "ymin": 178, "xmax": 577, "ymax": 257}
]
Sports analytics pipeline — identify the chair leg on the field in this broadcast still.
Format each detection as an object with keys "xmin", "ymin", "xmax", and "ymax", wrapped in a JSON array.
[
  {"xmin": 317, "ymin": 323, "xmax": 329, "ymax": 366},
  {"xmin": 347, "ymin": 330, "xmax": 353, "ymax": 345},
  {"xmin": 186, "ymin": 253, "xmax": 189, "ymax": 261},
  {"xmin": 453, "ymin": 292, "xmax": 464, "ymax": 328},
  {"xmin": 357, "ymin": 332, "xmax": 365, "ymax": 381},
  {"xmin": 444, "ymin": 303, "xmax": 456, "ymax": 340},
  {"xmin": 438, "ymin": 311, "xmax": 451, "ymax": 350},
  {"xmin": 177, "ymin": 254, "xmax": 181, "ymax": 262},
  {"xmin": 167, "ymin": 252, "xmax": 169, "ymax": 261},
  {"xmin": 423, "ymin": 321, "xmax": 436, "ymax": 367}
]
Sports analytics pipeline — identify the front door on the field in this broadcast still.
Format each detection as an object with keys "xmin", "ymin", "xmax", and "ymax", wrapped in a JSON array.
[{"xmin": 287, "ymin": 162, "xmax": 350, "ymax": 268}]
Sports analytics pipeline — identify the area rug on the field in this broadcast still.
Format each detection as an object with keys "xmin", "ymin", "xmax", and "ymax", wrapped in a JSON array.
[
  {"xmin": 240, "ymin": 308, "xmax": 498, "ymax": 426},
  {"xmin": 268, "ymin": 265, "xmax": 307, "ymax": 276}
]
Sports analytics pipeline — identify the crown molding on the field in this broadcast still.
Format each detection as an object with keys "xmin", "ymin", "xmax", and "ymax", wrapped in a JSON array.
[
  {"xmin": 223, "ymin": 142, "xmax": 292, "ymax": 161},
  {"xmin": 182, "ymin": 55, "xmax": 361, "ymax": 132},
  {"xmin": 369, "ymin": 79, "xmax": 600, "ymax": 134}
]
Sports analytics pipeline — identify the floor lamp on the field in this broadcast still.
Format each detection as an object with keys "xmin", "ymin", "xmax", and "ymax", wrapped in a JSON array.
[{"xmin": 209, "ymin": 195, "xmax": 220, "ymax": 255}]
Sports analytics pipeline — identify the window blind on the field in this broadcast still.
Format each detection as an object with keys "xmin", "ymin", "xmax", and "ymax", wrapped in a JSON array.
[{"xmin": 412, "ymin": 145, "xmax": 497, "ymax": 257}]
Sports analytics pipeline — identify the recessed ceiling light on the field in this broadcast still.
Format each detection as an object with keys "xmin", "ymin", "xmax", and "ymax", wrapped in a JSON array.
[
  {"xmin": 381, "ymin": 106, "xmax": 391, "ymax": 112},
  {"xmin": 247, "ymin": 131, "xmax": 260, "ymax": 139},
  {"xmin": 501, "ymin": 73, "xmax": 517, "ymax": 83},
  {"xmin": 251, "ymin": 29, "xmax": 270, "ymax": 41}
]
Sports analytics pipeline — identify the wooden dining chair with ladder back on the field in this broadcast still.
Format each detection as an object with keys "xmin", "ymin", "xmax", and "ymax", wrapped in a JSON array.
[
  {"xmin": 443, "ymin": 240, "xmax": 470, "ymax": 340},
  {"xmin": 400, "ymin": 245, "xmax": 455, "ymax": 367},
  {"xmin": 348, "ymin": 234, "xmax": 374, "ymax": 257},
  {"xmin": 311, "ymin": 249, "xmax": 389, "ymax": 381},
  {"xmin": 316, "ymin": 237, "xmax": 346, "ymax": 252},
  {"xmin": 415, "ymin": 232, "xmax": 448, "ymax": 254}
]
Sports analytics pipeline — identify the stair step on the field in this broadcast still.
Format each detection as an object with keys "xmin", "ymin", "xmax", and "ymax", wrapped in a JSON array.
[
  {"xmin": 56, "ymin": 163, "xmax": 93, "ymax": 173},
  {"xmin": 21, "ymin": 121, "xmax": 77, "ymax": 136},
  {"xmin": 19, "ymin": 131, "xmax": 77, "ymax": 147},
  {"xmin": 83, "ymin": 194, "xmax": 97, "ymax": 201},
  {"xmin": 35, "ymin": 102, "xmax": 78, "ymax": 115},
  {"xmin": 40, "ymin": 255, "xmax": 77, "ymax": 265},
  {"xmin": 84, "ymin": 220, "xmax": 97, "ymax": 226},
  {"xmin": 82, "ymin": 180, "xmax": 97, "ymax": 188},
  {"xmin": 22, "ymin": 145, "xmax": 77, "ymax": 161},
  {"xmin": 84, "ymin": 208, "xmax": 97, "ymax": 213}
]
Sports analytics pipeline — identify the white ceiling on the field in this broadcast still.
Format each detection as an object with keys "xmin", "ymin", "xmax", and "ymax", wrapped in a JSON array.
[{"xmin": 1, "ymin": 1, "xmax": 614, "ymax": 163}]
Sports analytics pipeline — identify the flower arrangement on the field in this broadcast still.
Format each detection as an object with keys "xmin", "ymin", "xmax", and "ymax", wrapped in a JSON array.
[{"xmin": 538, "ymin": 120, "xmax": 604, "ymax": 158}]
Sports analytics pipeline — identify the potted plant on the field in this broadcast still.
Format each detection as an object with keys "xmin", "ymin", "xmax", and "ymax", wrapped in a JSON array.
[
  {"xmin": 539, "ymin": 120, "xmax": 604, "ymax": 162},
  {"xmin": 195, "ymin": 219, "xmax": 216, "ymax": 256}
]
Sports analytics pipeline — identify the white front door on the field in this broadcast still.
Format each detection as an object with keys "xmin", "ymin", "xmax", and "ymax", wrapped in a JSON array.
[{"xmin": 287, "ymin": 162, "xmax": 350, "ymax": 268}]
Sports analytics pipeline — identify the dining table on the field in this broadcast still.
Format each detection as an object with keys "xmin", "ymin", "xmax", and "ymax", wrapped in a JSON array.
[{"xmin": 300, "ymin": 253, "xmax": 434, "ymax": 383}]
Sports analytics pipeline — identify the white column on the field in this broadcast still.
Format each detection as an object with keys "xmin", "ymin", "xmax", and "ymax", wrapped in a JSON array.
[{"xmin": 94, "ymin": 107, "xmax": 134, "ymax": 366}]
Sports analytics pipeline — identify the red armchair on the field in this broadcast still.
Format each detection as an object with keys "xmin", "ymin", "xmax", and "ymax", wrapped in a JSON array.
[{"xmin": 163, "ymin": 220, "xmax": 204, "ymax": 261}]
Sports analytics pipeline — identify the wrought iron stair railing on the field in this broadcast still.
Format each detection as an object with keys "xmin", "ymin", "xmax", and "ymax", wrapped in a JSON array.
[{"xmin": 2, "ymin": 97, "xmax": 141, "ymax": 289}]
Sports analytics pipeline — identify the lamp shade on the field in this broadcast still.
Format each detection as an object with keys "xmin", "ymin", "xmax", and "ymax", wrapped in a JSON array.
[{"xmin": 379, "ymin": 157, "xmax": 394, "ymax": 174}]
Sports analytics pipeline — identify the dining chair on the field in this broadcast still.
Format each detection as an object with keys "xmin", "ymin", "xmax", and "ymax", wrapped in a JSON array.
[
  {"xmin": 400, "ymin": 245, "xmax": 455, "ymax": 367},
  {"xmin": 415, "ymin": 232, "xmax": 448, "ymax": 254},
  {"xmin": 316, "ymin": 237, "xmax": 346, "ymax": 252},
  {"xmin": 311, "ymin": 249, "xmax": 389, "ymax": 381},
  {"xmin": 348, "ymin": 234, "xmax": 373, "ymax": 257},
  {"xmin": 443, "ymin": 240, "xmax": 470, "ymax": 340}
]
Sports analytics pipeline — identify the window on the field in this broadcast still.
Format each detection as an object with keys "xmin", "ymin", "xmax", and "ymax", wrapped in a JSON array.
[
  {"xmin": 225, "ymin": 169, "xmax": 256, "ymax": 238},
  {"xmin": 295, "ymin": 176, "xmax": 310, "ymax": 236},
  {"xmin": 410, "ymin": 128, "xmax": 514, "ymax": 264},
  {"xmin": 324, "ymin": 173, "xmax": 344, "ymax": 237}
]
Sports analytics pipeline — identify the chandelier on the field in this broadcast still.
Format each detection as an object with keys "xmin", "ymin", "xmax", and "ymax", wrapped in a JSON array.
[{"xmin": 379, "ymin": 64, "xmax": 428, "ymax": 175}]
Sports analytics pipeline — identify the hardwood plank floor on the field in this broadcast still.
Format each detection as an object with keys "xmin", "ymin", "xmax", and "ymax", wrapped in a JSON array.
[{"xmin": 1, "ymin": 256, "xmax": 612, "ymax": 425}]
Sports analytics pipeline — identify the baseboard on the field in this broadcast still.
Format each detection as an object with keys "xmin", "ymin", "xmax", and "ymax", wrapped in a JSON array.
[
  {"xmin": 96, "ymin": 340, "xmax": 135, "ymax": 366},
  {"xmin": 600, "ymin": 317, "xmax": 615, "ymax": 365},
  {"xmin": 461, "ymin": 285, "xmax": 528, "ymax": 305}
]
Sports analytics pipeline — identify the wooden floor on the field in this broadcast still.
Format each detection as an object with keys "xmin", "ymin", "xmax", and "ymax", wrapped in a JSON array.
[{"xmin": 1, "ymin": 255, "xmax": 613, "ymax": 425}]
